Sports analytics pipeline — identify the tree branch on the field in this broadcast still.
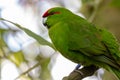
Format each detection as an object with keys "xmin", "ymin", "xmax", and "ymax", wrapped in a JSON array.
[{"xmin": 62, "ymin": 65, "xmax": 99, "ymax": 80}]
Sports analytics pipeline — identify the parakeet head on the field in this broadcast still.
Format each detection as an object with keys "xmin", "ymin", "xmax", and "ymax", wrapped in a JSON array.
[
  {"xmin": 42, "ymin": 7, "xmax": 72, "ymax": 18},
  {"xmin": 42, "ymin": 7, "xmax": 73, "ymax": 28}
]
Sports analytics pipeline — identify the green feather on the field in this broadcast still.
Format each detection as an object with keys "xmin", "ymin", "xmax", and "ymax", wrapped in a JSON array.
[{"xmin": 43, "ymin": 7, "xmax": 120, "ymax": 79}]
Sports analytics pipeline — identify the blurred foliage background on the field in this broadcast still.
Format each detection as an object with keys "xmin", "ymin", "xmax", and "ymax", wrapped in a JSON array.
[{"xmin": 0, "ymin": 0, "xmax": 120, "ymax": 80}]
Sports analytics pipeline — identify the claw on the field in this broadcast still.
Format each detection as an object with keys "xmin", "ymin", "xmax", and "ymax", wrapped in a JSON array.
[
  {"xmin": 74, "ymin": 70, "xmax": 84, "ymax": 76},
  {"xmin": 74, "ymin": 64, "xmax": 84, "ymax": 77}
]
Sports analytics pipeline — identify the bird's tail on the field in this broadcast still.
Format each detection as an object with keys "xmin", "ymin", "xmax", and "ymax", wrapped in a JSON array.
[{"xmin": 107, "ymin": 66, "xmax": 120, "ymax": 80}]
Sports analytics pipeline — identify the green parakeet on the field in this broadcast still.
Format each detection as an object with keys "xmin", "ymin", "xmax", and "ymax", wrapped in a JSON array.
[{"xmin": 42, "ymin": 7, "xmax": 120, "ymax": 79}]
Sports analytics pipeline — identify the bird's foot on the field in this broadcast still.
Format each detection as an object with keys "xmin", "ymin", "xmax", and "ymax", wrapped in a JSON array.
[{"xmin": 73, "ymin": 64, "xmax": 84, "ymax": 77}]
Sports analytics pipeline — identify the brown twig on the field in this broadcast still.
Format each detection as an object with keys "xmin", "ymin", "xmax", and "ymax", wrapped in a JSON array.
[{"xmin": 62, "ymin": 65, "xmax": 99, "ymax": 80}]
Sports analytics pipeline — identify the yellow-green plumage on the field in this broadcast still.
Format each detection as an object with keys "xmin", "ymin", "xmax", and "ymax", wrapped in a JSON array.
[{"xmin": 43, "ymin": 7, "xmax": 120, "ymax": 79}]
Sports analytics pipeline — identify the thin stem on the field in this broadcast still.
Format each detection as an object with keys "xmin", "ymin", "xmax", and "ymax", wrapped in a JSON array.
[
  {"xmin": 15, "ymin": 62, "xmax": 40, "ymax": 80},
  {"xmin": 88, "ymin": 0, "xmax": 103, "ymax": 22}
]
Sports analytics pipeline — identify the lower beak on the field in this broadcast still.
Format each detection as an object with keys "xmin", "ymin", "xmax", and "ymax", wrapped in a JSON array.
[{"xmin": 42, "ymin": 17, "xmax": 47, "ymax": 26}]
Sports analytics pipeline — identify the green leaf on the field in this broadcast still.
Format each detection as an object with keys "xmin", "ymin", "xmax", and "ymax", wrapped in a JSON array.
[
  {"xmin": 0, "ymin": 28, "xmax": 8, "ymax": 33},
  {"xmin": 0, "ymin": 39, "xmax": 7, "ymax": 57},
  {"xmin": 81, "ymin": 0, "xmax": 94, "ymax": 4},
  {"xmin": 111, "ymin": 0, "xmax": 120, "ymax": 7},
  {"xmin": 0, "ymin": 29, "xmax": 8, "ymax": 57},
  {"xmin": 8, "ymin": 51, "xmax": 26, "ymax": 66},
  {"xmin": 0, "ymin": 18, "xmax": 56, "ymax": 50}
]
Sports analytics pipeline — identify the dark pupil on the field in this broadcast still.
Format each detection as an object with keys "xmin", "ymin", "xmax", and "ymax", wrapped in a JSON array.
[{"xmin": 50, "ymin": 12, "xmax": 55, "ymax": 15}]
